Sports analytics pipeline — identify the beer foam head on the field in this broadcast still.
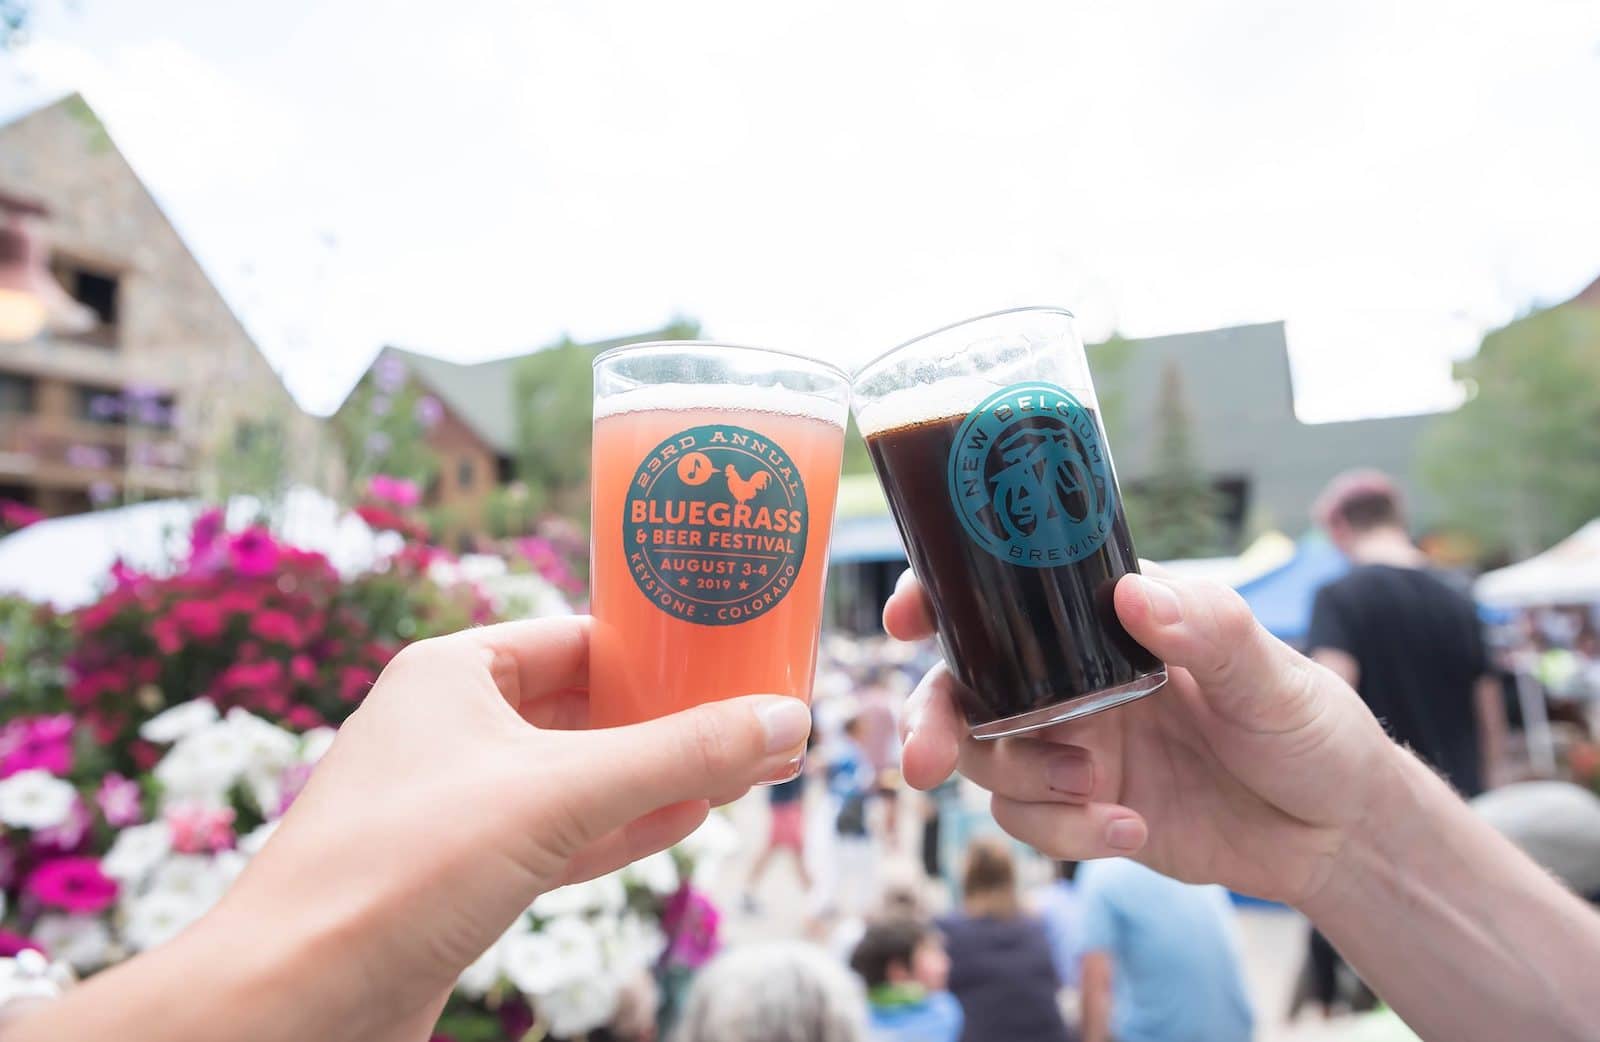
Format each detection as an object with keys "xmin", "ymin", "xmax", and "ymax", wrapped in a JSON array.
[
  {"xmin": 855, "ymin": 385, "xmax": 984, "ymax": 437},
  {"xmin": 594, "ymin": 382, "xmax": 847, "ymax": 427}
]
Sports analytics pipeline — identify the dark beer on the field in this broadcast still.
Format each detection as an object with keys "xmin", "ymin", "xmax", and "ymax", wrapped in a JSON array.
[{"xmin": 866, "ymin": 406, "xmax": 1162, "ymax": 733}]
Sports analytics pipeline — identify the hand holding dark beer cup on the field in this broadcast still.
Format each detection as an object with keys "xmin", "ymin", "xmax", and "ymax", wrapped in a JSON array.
[{"xmin": 887, "ymin": 567, "xmax": 1398, "ymax": 907}]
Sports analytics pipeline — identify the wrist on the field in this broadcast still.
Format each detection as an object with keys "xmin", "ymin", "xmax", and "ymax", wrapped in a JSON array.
[{"xmin": 1296, "ymin": 742, "xmax": 1433, "ymax": 924}]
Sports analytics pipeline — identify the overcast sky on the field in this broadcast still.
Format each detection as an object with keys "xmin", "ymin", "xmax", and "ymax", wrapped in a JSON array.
[{"xmin": 4, "ymin": 0, "xmax": 1598, "ymax": 420}]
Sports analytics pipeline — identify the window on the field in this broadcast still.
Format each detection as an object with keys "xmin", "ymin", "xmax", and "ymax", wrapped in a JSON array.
[
  {"xmin": 74, "ymin": 386, "xmax": 175, "ymax": 428},
  {"xmin": 51, "ymin": 259, "xmax": 121, "ymax": 348},
  {"xmin": 0, "ymin": 374, "xmax": 35, "ymax": 415},
  {"xmin": 457, "ymin": 457, "xmax": 475, "ymax": 491}
]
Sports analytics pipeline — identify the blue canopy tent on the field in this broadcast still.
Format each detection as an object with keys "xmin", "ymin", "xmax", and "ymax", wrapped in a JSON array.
[{"xmin": 1234, "ymin": 533, "xmax": 1349, "ymax": 646}]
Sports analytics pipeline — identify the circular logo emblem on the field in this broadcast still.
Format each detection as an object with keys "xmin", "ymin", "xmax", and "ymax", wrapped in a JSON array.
[
  {"xmin": 624, "ymin": 423, "xmax": 808, "ymax": 626},
  {"xmin": 946, "ymin": 382, "xmax": 1118, "ymax": 568}
]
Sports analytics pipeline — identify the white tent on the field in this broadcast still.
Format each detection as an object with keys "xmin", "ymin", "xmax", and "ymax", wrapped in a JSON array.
[
  {"xmin": 1476, "ymin": 520, "xmax": 1600, "ymax": 608},
  {"xmin": 0, "ymin": 487, "xmax": 398, "ymax": 610}
]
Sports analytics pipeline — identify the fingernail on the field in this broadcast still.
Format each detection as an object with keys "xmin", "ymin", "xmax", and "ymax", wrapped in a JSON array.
[
  {"xmin": 1106, "ymin": 817, "xmax": 1147, "ymax": 852},
  {"xmin": 1045, "ymin": 751, "xmax": 1093, "ymax": 796},
  {"xmin": 755, "ymin": 697, "xmax": 811, "ymax": 754},
  {"xmin": 1139, "ymin": 576, "xmax": 1183, "ymax": 626}
]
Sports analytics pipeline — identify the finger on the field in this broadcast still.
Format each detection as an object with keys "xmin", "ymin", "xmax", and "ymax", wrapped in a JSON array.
[
  {"xmin": 991, "ymin": 794, "xmax": 1149, "ymax": 860},
  {"xmin": 958, "ymin": 737, "xmax": 1100, "ymax": 804},
  {"xmin": 883, "ymin": 569, "xmax": 936, "ymax": 642},
  {"xmin": 558, "ymin": 800, "xmax": 709, "ymax": 885},
  {"xmin": 440, "ymin": 616, "xmax": 592, "ymax": 710},
  {"xmin": 564, "ymin": 695, "xmax": 812, "ymax": 836},
  {"xmin": 1114, "ymin": 573, "xmax": 1320, "ymax": 728},
  {"xmin": 901, "ymin": 665, "xmax": 963, "ymax": 791}
]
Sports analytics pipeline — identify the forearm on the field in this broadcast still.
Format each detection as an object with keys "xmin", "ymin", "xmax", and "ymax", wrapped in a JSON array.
[
  {"xmin": 1079, "ymin": 953, "xmax": 1111, "ymax": 1042},
  {"xmin": 1303, "ymin": 747, "xmax": 1600, "ymax": 1041},
  {"xmin": 7, "ymin": 898, "xmax": 407, "ymax": 1042}
]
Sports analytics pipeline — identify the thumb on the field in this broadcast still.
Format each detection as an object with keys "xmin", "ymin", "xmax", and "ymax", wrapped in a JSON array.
[
  {"xmin": 1115, "ymin": 572, "xmax": 1321, "ymax": 728},
  {"xmin": 562, "ymin": 695, "xmax": 812, "ymax": 839}
]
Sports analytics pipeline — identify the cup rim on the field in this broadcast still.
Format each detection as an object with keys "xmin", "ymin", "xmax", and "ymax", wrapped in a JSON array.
[
  {"xmin": 592, "ymin": 339, "xmax": 850, "ymax": 383},
  {"xmin": 854, "ymin": 305, "xmax": 1078, "ymax": 381}
]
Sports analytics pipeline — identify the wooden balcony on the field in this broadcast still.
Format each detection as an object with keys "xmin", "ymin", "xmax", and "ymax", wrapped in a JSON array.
[{"xmin": 0, "ymin": 413, "xmax": 191, "ymax": 495}]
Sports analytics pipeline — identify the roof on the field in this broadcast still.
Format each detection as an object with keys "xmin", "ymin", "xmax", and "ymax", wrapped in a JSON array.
[
  {"xmin": 374, "ymin": 324, "xmax": 694, "ymax": 455},
  {"xmin": 1092, "ymin": 321, "xmax": 1444, "ymax": 532}
]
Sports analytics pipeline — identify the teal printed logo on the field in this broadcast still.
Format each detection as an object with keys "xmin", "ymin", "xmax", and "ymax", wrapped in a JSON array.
[
  {"xmin": 947, "ymin": 382, "xmax": 1117, "ymax": 568},
  {"xmin": 625, "ymin": 423, "xmax": 808, "ymax": 626}
]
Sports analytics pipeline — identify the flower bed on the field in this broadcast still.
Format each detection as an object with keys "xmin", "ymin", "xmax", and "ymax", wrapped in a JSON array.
[{"xmin": 0, "ymin": 506, "xmax": 723, "ymax": 1040}]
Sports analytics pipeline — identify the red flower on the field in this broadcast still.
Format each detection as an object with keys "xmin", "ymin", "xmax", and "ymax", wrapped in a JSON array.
[
  {"xmin": 289, "ymin": 654, "xmax": 316, "ymax": 683},
  {"xmin": 284, "ymin": 705, "xmax": 325, "ymax": 731},
  {"xmin": 173, "ymin": 599, "xmax": 226, "ymax": 640},
  {"xmin": 339, "ymin": 666, "xmax": 376, "ymax": 702},
  {"xmin": 26, "ymin": 857, "xmax": 118, "ymax": 915},
  {"xmin": 250, "ymin": 610, "xmax": 303, "ymax": 647},
  {"xmin": 217, "ymin": 659, "xmax": 286, "ymax": 695}
]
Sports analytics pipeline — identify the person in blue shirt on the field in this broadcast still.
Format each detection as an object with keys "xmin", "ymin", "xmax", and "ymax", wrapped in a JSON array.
[
  {"xmin": 1036, "ymin": 861, "xmax": 1084, "ymax": 989},
  {"xmin": 850, "ymin": 918, "xmax": 964, "ymax": 1042},
  {"xmin": 1076, "ymin": 858, "xmax": 1254, "ymax": 1042}
]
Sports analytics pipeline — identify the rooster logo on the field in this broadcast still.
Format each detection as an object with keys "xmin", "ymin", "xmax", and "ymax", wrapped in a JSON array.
[{"xmin": 724, "ymin": 464, "xmax": 772, "ymax": 505}]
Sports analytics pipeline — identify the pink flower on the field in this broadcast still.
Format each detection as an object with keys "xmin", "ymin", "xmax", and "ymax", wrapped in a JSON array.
[
  {"xmin": 189, "ymin": 508, "xmax": 225, "ymax": 558},
  {"xmin": 108, "ymin": 559, "xmax": 144, "ymax": 590},
  {"xmin": 26, "ymin": 857, "xmax": 118, "ymax": 915},
  {"xmin": 414, "ymin": 395, "xmax": 443, "ymax": 428},
  {"xmin": 35, "ymin": 796, "xmax": 93, "ymax": 854},
  {"xmin": 289, "ymin": 655, "xmax": 316, "ymax": 683},
  {"xmin": 97, "ymin": 773, "xmax": 144, "ymax": 828},
  {"xmin": 277, "ymin": 763, "xmax": 315, "ymax": 816},
  {"xmin": 227, "ymin": 528, "xmax": 281, "ymax": 577},
  {"xmin": 367, "ymin": 475, "xmax": 421, "ymax": 508},
  {"xmin": 338, "ymin": 666, "xmax": 376, "ymax": 703},
  {"xmin": 0, "ymin": 932, "xmax": 45, "ymax": 958},
  {"xmin": 166, "ymin": 804, "xmax": 236, "ymax": 854},
  {"xmin": 662, "ymin": 886, "xmax": 721, "ymax": 969},
  {"xmin": 0, "ymin": 499, "xmax": 45, "ymax": 530},
  {"xmin": 250, "ymin": 610, "xmax": 303, "ymax": 646},
  {"xmin": 0, "ymin": 715, "xmax": 74, "ymax": 778},
  {"xmin": 171, "ymin": 599, "xmax": 226, "ymax": 640}
]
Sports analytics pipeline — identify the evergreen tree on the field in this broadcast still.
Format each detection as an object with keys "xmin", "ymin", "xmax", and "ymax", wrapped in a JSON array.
[{"xmin": 1124, "ymin": 360, "xmax": 1224, "ymax": 559}]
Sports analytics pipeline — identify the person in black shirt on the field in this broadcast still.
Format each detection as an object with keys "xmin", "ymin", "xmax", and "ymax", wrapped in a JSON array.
[{"xmin": 1307, "ymin": 470, "xmax": 1502, "ymax": 798}]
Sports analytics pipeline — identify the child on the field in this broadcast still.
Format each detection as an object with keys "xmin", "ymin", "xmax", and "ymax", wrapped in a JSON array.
[{"xmin": 849, "ymin": 919, "xmax": 963, "ymax": 1042}]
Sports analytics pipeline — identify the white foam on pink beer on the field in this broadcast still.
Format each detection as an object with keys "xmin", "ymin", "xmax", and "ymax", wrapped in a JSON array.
[{"xmin": 594, "ymin": 382, "xmax": 847, "ymax": 427}]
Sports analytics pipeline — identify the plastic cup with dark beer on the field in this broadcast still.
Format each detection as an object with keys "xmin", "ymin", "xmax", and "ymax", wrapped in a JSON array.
[{"xmin": 853, "ymin": 307, "xmax": 1167, "ymax": 738}]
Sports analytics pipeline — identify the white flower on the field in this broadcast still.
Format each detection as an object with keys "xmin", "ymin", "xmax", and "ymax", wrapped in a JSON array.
[
  {"xmin": 0, "ymin": 950, "xmax": 72, "ymax": 1005},
  {"xmin": 237, "ymin": 820, "xmax": 280, "ymax": 857},
  {"xmin": 139, "ymin": 698, "xmax": 219, "ymax": 744},
  {"xmin": 504, "ymin": 917, "xmax": 602, "ymax": 997},
  {"xmin": 213, "ymin": 850, "xmax": 250, "ymax": 886},
  {"xmin": 147, "ymin": 855, "xmax": 227, "ymax": 910},
  {"xmin": 456, "ymin": 918, "xmax": 531, "ymax": 999},
  {"xmin": 600, "ymin": 913, "xmax": 667, "ymax": 977},
  {"xmin": 299, "ymin": 727, "xmax": 337, "ymax": 764},
  {"xmin": 540, "ymin": 973, "xmax": 621, "ymax": 1038},
  {"xmin": 226, "ymin": 709, "xmax": 297, "ymax": 772},
  {"xmin": 679, "ymin": 811, "xmax": 740, "ymax": 883},
  {"xmin": 101, "ymin": 822, "xmax": 173, "ymax": 886},
  {"xmin": 243, "ymin": 772, "xmax": 283, "ymax": 819},
  {"xmin": 624, "ymin": 850, "xmax": 679, "ymax": 896},
  {"xmin": 0, "ymin": 770, "xmax": 77, "ymax": 830},
  {"xmin": 120, "ymin": 890, "xmax": 209, "ymax": 952},
  {"xmin": 532, "ymin": 873, "xmax": 626, "ymax": 919},
  {"xmin": 154, "ymin": 723, "xmax": 252, "ymax": 806},
  {"xmin": 31, "ymin": 915, "xmax": 113, "ymax": 972}
]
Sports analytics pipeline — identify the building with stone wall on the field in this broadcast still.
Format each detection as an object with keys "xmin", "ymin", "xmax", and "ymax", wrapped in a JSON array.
[{"xmin": 0, "ymin": 94, "xmax": 322, "ymax": 516}]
